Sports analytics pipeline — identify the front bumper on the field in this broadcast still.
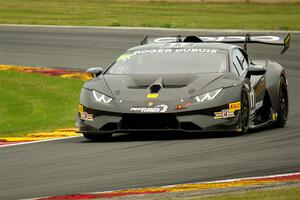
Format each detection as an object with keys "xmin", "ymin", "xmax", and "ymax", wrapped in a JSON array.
[
  {"xmin": 76, "ymin": 105, "xmax": 241, "ymax": 134},
  {"xmin": 77, "ymin": 86, "xmax": 243, "ymax": 134}
]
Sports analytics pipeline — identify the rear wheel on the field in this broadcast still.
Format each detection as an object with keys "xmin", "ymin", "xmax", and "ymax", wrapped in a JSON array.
[
  {"xmin": 274, "ymin": 77, "xmax": 288, "ymax": 127},
  {"xmin": 83, "ymin": 133, "xmax": 112, "ymax": 141},
  {"xmin": 239, "ymin": 88, "xmax": 250, "ymax": 134}
]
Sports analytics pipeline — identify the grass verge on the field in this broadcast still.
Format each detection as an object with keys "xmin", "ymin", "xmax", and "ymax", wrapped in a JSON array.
[
  {"xmin": 0, "ymin": 70, "xmax": 83, "ymax": 137},
  {"xmin": 0, "ymin": 0, "xmax": 299, "ymax": 30},
  {"xmin": 175, "ymin": 186, "xmax": 300, "ymax": 200}
]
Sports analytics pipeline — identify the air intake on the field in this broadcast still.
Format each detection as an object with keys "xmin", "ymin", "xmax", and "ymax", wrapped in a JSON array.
[{"xmin": 150, "ymin": 84, "xmax": 161, "ymax": 93}]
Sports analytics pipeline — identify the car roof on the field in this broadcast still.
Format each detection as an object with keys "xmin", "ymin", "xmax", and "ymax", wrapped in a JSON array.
[{"xmin": 127, "ymin": 42, "xmax": 239, "ymax": 52}]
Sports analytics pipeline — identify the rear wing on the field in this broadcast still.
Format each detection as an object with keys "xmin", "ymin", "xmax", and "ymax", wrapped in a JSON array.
[{"xmin": 140, "ymin": 33, "xmax": 291, "ymax": 54}]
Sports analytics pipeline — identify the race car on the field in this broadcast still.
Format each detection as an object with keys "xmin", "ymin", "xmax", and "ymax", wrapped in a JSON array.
[{"xmin": 76, "ymin": 33, "xmax": 290, "ymax": 140}]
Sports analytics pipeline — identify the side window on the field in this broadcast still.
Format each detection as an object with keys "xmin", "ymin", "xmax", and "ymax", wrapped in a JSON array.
[{"xmin": 232, "ymin": 48, "xmax": 248, "ymax": 76}]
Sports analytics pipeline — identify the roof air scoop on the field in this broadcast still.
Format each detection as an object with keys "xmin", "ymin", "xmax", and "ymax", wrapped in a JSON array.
[{"xmin": 183, "ymin": 36, "xmax": 204, "ymax": 43}]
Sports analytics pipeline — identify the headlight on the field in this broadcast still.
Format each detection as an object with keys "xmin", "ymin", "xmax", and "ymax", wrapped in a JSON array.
[
  {"xmin": 194, "ymin": 88, "xmax": 222, "ymax": 102},
  {"xmin": 92, "ymin": 90, "xmax": 112, "ymax": 104}
]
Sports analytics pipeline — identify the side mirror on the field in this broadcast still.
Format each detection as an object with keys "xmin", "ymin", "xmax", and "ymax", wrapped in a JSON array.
[
  {"xmin": 247, "ymin": 65, "xmax": 266, "ymax": 76},
  {"xmin": 86, "ymin": 67, "xmax": 103, "ymax": 77}
]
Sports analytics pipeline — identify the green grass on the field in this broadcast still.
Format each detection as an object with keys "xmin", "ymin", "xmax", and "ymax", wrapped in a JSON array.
[
  {"xmin": 175, "ymin": 186, "xmax": 300, "ymax": 200},
  {"xmin": 0, "ymin": 0, "xmax": 299, "ymax": 30},
  {"xmin": 0, "ymin": 71, "xmax": 83, "ymax": 137}
]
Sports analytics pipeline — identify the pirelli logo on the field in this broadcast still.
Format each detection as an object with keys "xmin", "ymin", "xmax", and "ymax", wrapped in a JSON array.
[{"xmin": 229, "ymin": 102, "xmax": 241, "ymax": 112}]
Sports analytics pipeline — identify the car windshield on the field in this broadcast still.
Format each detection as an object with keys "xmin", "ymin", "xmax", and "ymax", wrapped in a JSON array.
[{"xmin": 108, "ymin": 48, "xmax": 228, "ymax": 75}]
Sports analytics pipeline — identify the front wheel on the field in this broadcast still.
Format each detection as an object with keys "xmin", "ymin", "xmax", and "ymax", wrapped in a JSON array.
[
  {"xmin": 239, "ymin": 88, "xmax": 250, "ymax": 134},
  {"xmin": 83, "ymin": 133, "xmax": 112, "ymax": 141},
  {"xmin": 274, "ymin": 77, "xmax": 288, "ymax": 127}
]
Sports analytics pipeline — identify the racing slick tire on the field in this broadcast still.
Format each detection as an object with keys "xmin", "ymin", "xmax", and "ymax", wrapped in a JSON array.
[
  {"xmin": 239, "ymin": 88, "xmax": 250, "ymax": 134},
  {"xmin": 274, "ymin": 77, "xmax": 288, "ymax": 128},
  {"xmin": 83, "ymin": 133, "xmax": 112, "ymax": 141}
]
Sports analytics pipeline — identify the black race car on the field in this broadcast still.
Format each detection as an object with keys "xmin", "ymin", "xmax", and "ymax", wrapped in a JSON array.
[{"xmin": 76, "ymin": 33, "xmax": 290, "ymax": 140}]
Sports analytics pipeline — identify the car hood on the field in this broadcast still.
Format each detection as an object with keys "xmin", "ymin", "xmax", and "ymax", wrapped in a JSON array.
[{"xmin": 83, "ymin": 73, "xmax": 240, "ymax": 101}]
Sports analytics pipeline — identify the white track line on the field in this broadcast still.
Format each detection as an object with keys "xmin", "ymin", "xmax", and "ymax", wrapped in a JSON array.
[
  {"xmin": 160, "ymin": 172, "xmax": 300, "ymax": 188},
  {"xmin": 0, "ymin": 136, "xmax": 81, "ymax": 148},
  {"xmin": 1, "ymin": 24, "xmax": 299, "ymax": 34}
]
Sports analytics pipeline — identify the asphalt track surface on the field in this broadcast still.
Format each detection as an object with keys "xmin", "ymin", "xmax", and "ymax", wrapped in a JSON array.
[{"xmin": 0, "ymin": 26, "xmax": 299, "ymax": 200}]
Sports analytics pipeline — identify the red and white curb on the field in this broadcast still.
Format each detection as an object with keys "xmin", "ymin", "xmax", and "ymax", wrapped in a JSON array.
[{"xmin": 23, "ymin": 172, "xmax": 300, "ymax": 200}]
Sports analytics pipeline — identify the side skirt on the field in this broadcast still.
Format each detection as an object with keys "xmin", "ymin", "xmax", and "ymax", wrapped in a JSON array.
[{"xmin": 249, "ymin": 119, "xmax": 273, "ymax": 130}]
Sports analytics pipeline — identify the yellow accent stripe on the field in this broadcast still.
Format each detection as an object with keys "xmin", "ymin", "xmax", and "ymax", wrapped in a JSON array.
[{"xmin": 147, "ymin": 93, "xmax": 159, "ymax": 99}]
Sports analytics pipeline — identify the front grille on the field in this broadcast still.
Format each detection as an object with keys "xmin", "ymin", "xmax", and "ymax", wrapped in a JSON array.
[
  {"xmin": 121, "ymin": 114, "xmax": 179, "ymax": 130},
  {"xmin": 100, "ymin": 123, "xmax": 118, "ymax": 132},
  {"xmin": 180, "ymin": 122, "xmax": 202, "ymax": 131}
]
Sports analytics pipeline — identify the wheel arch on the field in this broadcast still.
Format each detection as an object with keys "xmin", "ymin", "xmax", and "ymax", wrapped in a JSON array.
[{"xmin": 264, "ymin": 60, "xmax": 286, "ymax": 113}]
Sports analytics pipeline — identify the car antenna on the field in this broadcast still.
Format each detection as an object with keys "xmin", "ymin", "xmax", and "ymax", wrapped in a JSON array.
[
  {"xmin": 141, "ymin": 35, "xmax": 148, "ymax": 45},
  {"xmin": 244, "ymin": 33, "xmax": 251, "ymax": 52},
  {"xmin": 177, "ymin": 35, "xmax": 182, "ymax": 42}
]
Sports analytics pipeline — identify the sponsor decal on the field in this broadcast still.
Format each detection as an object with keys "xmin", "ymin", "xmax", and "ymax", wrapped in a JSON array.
[
  {"xmin": 117, "ymin": 49, "xmax": 219, "ymax": 60},
  {"xmin": 147, "ymin": 93, "xmax": 159, "ymax": 99},
  {"xmin": 79, "ymin": 105, "xmax": 93, "ymax": 121},
  {"xmin": 175, "ymin": 101, "xmax": 191, "ymax": 110},
  {"xmin": 176, "ymin": 104, "xmax": 183, "ymax": 110},
  {"xmin": 214, "ymin": 109, "xmax": 235, "ymax": 119},
  {"xmin": 185, "ymin": 101, "xmax": 191, "ymax": 107},
  {"xmin": 154, "ymin": 36, "xmax": 281, "ymax": 43},
  {"xmin": 130, "ymin": 104, "xmax": 168, "ymax": 113},
  {"xmin": 229, "ymin": 101, "xmax": 241, "ymax": 112},
  {"xmin": 80, "ymin": 112, "xmax": 93, "ymax": 121},
  {"xmin": 132, "ymin": 48, "xmax": 217, "ymax": 54}
]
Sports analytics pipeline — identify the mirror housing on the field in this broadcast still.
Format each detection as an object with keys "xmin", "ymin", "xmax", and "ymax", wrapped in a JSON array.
[
  {"xmin": 247, "ymin": 65, "xmax": 266, "ymax": 76},
  {"xmin": 86, "ymin": 67, "xmax": 103, "ymax": 77}
]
